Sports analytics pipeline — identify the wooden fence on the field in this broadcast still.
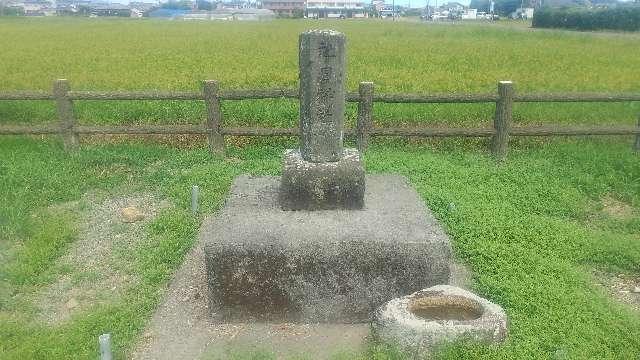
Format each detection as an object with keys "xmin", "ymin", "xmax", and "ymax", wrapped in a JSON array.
[{"xmin": 1, "ymin": 79, "xmax": 639, "ymax": 160}]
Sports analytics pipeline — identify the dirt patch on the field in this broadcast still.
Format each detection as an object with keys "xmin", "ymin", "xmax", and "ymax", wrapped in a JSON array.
[
  {"xmin": 593, "ymin": 270, "xmax": 640, "ymax": 313},
  {"xmin": 600, "ymin": 196, "xmax": 635, "ymax": 220},
  {"xmin": 34, "ymin": 193, "xmax": 171, "ymax": 325}
]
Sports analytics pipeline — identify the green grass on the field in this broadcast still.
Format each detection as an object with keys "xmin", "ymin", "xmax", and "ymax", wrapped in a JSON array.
[
  {"xmin": 1, "ymin": 136, "xmax": 638, "ymax": 359},
  {"xmin": 1, "ymin": 18, "xmax": 640, "ymax": 359}
]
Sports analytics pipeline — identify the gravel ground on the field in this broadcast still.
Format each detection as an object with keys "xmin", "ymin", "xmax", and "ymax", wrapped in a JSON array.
[
  {"xmin": 34, "ymin": 192, "xmax": 170, "ymax": 325},
  {"xmin": 593, "ymin": 271, "xmax": 640, "ymax": 313}
]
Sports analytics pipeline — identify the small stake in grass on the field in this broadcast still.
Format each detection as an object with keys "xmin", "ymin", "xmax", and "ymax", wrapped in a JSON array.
[
  {"xmin": 191, "ymin": 185, "xmax": 199, "ymax": 214},
  {"xmin": 634, "ymin": 114, "xmax": 640, "ymax": 153},
  {"xmin": 98, "ymin": 333, "xmax": 112, "ymax": 360}
]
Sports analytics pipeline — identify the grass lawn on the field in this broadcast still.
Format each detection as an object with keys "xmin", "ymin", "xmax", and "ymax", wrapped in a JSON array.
[
  {"xmin": 1, "ymin": 137, "xmax": 639, "ymax": 359},
  {"xmin": 1, "ymin": 18, "xmax": 639, "ymax": 359}
]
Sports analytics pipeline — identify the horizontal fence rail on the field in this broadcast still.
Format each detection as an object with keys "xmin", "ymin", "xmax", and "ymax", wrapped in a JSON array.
[
  {"xmin": 372, "ymin": 93, "xmax": 499, "ymax": 103},
  {"xmin": 514, "ymin": 93, "xmax": 640, "ymax": 103},
  {"xmin": 6, "ymin": 90, "xmax": 640, "ymax": 103},
  {"xmin": 2, "ymin": 125, "xmax": 637, "ymax": 137},
  {"xmin": 68, "ymin": 91, "xmax": 203, "ymax": 101},
  {"xmin": 0, "ymin": 91, "xmax": 54, "ymax": 100},
  {"xmin": 1, "ymin": 79, "xmax": 639, "ymax": 159}
]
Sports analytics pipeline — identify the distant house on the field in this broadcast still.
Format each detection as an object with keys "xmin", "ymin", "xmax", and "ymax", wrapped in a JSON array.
[
  {"xmin": 90, "ymin": 3, "xmax": 131, "ymax": 16},
  {"xmin": 181, "ymin": 8, "xmax": 275, "ymax": 20},
  {"xmin": 444, "ymin": 1, "xmax": 465, "ymax": 11},
  {"xmin": 229, "ymin": 8, "xmax": 275, "ymax": 20},
  {"xmin": 150, "ymin": 8, "xmax": 274, "ymax": 20},
  {"xmin": 260, "ymin": 0, "xmax": 304, "ymax": 17},
  {"xmin": 305, "ymin": 0, "xmax": 367, "ymax": 18},
  {"xmin": 461, "ymin": 8, "xmax": 477, "ymax": 19},
  {"xmin": 378, "ymin": 4, "xmax": 393, "ymax": 17},
  {"xmin": 372, "ymin": 0, "xmax": 384, "ymax": 11},
  {"xmin": 148, "ymin": 8, "xmax": 191, "ymax": 18},
  {"xmin": 55, "ymin": 0, "xmax": 92, "ymax": 15},
  {"xmin": 511, "ymin": 7, "xmax": 534, "ymax": 19},
  {"xmin": 21, "ymin": 0, "xmax": 56, "ymax": 16},
  {"xmin": 129, "ymin": 1, "xmax": 157, "ymax": 15},
  {"xmin": 219, "ymin": 0, "xmax": 251, "ymax": 9},
  {"xmin": 56, "ymin": 3, "xmax": 77, "ymax": 15},
  {"xmin": 130, "ymin": 8, "xmax": 143, "ymax": 17}
]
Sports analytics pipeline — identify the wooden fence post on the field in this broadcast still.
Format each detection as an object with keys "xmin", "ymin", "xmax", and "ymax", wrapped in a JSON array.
[
  {"xmin": 53, "ymin": 79, "xmax": 78, "ymax": 150},
  {"xmin": 356, "ymin": 81, "xmax": 374, "ymax": 152},
  {"xmin": 203, "ymin": 80, "xmax": 224, "ymax": 154},
  {"xmin": 491, "ymin": 81, "xmax": 514, "ymax": 161},
  {"xmin": 634, "ymin": 114, "xmax": 640, "ymax": 153}
]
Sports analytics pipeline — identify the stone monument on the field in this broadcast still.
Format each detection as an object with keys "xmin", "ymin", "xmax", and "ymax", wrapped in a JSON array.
[
  {"xmin": 280, "ymin": 30, "xmax": 364, "ymax": 210},
  {"xmin": 203, "ymin": 30, "xmax": 452, "ymax": 323}
]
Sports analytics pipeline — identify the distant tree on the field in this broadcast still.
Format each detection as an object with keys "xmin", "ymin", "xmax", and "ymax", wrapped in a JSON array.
[
  {"xmin": 196, "ymin": 0, "xmax": 212, "ymax": 10},
  {"xmin": 1, "ymin": 6, "xmax": 24, "ymax": 15},
  {"xmin": 469, "ymin": 0, "xmax": 490, "ymax": 11},
  {"xmin": 470, "ymin": 0, "xmax": 519, "ymax": 15},
  {"xmin": 403, "ymin": 7, "xmax": 422, "ymax": 16},
  {"xmin": 365, "ymin": 5, "xmax": 379, "ymax": 17},
  {"xmin": 77, "ymin": 4, "xmax": 92, "ymax": 15},
  {"xmin": 533, "ymin": 5, "xmax": 640, "ymax": 31},
  {"xmin": 161, "ymin": 0, "xmax": 193, "ymax": 10},
  {"xmin": 494, "ymin": 0, "xmax": 521, "ymax": 15},
  {"xmin": 291, "ymin": 8, "xmax": 304, "ymax": 18}
]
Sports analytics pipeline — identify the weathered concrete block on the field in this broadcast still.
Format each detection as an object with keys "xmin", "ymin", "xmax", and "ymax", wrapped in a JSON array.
[
  {"xmin": 298, "ymin": 29, "xmax": 346, "ymax": 163},
  {"xmin": 373, "ymin": 285, "xmax": 508, "ymax": 355},
  {"xmin": 279, "ymin": 148, "xmax": 365, "ymax": 211},
  {"xmin": 203, "ymin": 175, "xmax": 452, "ymax": 323}
]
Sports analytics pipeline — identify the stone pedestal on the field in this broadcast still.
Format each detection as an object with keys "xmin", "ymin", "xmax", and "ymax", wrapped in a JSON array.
[
  {"xmin": 280, "ymin": 149, "xmax": 365, "ymax": 211},
  {"xmin": 203, "ymin": 175, "xmax": 452, "ymax": 323},
  {"xmin": 203, "ymin": 29, "xmax": 452, "ymax": 325}
]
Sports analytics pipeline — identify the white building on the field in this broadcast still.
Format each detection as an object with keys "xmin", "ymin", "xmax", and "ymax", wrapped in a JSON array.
[
  {"xmin": 461, "ymin": 8, "xmax": 476, "ymax": 19},
  {"xmin": 305, "ymin": 0, "xmax": 367, "ymax": 18},
  {"xmin": 511, "ymin": 7, "xmax": 534, "ymax": 19},
  {"xmin": 180, "ymin": 8, "xmax": 275, "ymax": 20},
  {"xmin": 18, "ymin": 0, "xmax": 56, "ymax": 15}
]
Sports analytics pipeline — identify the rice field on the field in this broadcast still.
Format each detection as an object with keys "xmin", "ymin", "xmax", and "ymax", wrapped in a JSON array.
[{"xmin": 1, "ymin": 18, "xmax": 639, "ymax": 130}]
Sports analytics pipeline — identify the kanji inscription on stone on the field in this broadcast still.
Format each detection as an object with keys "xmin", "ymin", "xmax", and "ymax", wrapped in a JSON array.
[{"xmin": 298, "ymin": 30, "xmax": 346, "ymax": 163}]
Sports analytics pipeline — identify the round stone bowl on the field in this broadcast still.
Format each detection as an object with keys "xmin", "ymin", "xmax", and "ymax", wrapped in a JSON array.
[{"xmin": 372, "ymin": 285, "xmax": 507, "ymax": 355}]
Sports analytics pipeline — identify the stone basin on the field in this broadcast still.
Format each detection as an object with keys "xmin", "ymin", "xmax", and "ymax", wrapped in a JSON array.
[
  {"xmin": 373, "ymin": 285, "xmax": 508, "ymax": 355},
  {"xmin": 408, "ymin": 294, "xmax": 483, "ymax": 321}
]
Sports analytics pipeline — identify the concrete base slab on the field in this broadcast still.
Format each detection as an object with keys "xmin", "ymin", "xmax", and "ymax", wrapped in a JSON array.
[{"xmin": 204, "ymin": 175, "xmax": 452, "ymax": 323}]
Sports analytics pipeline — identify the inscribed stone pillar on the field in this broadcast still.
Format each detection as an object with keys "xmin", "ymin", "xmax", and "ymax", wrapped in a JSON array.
[{"xmin": 298, "ymin": 30, "xmax": 346, "ymax": 163}]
